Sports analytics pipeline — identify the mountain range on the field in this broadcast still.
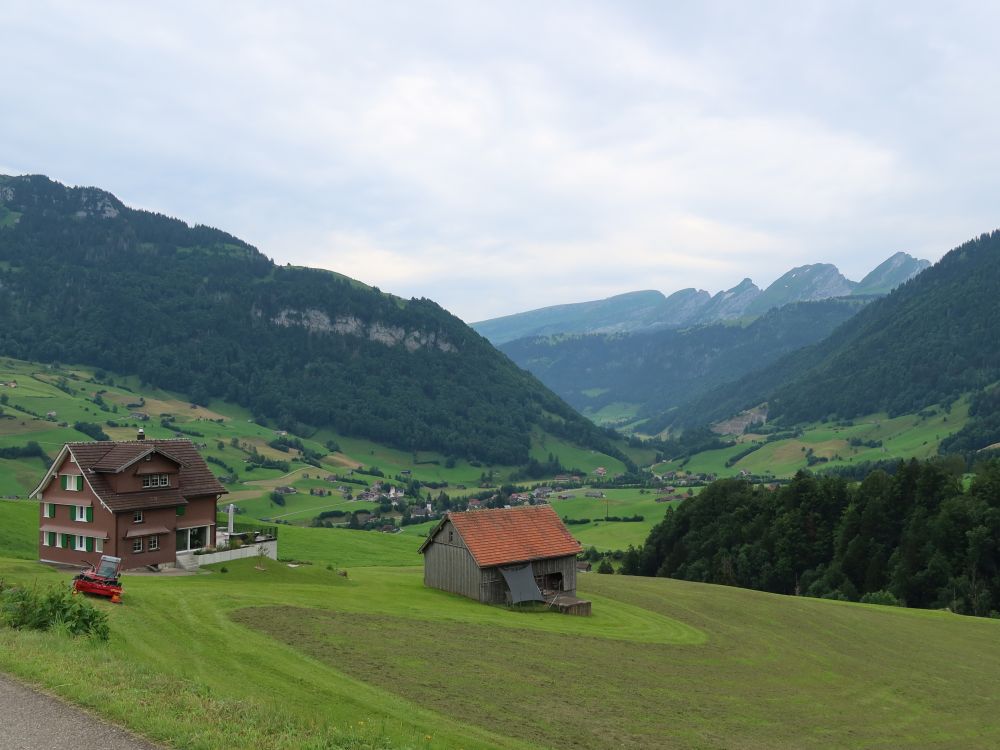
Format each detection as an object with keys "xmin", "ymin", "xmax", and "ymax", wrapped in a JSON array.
[
  {"xmin": 473, "ymin": 253, "xmax": 930, "ymax": 345},
  {"xmin": 500, "ymin": 297, "xmax": 872, "ymax": 424},
  {"xmin": 0, "ymin": 174, "xmax": 623, "ymax": 467},
  {"xmin": 650, "ymin": 230, "xmax": 1000, "ymax": 453}
]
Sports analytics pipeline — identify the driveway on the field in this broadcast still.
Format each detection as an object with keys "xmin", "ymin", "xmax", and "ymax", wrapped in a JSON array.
[{"xmin": 0, "ymin": 673, "xmax": 164, "ymax": 749}]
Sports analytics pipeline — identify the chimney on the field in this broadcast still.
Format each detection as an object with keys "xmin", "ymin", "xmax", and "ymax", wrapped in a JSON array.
[{"xmin": 137, "ymin": 427, "xmax": 145, "ymax": 441}]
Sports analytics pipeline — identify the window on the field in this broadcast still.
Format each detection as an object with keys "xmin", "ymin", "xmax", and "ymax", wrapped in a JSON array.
[
  {"xmin": 133, "ymin": 510, "xmax": 144, "ymax": 523},
  {"xmin": 61, "ymin": 474, "xmax": 82, "ymax": 492},
  {"xmin": 42, "ymin": 531, "xmax": 51, "ymax": 546},
  {"xmin": 132, "ymin": 538, "xmax": 143, "ymax": 553},
  {"xmin": 74, "ymin": 505, "xmax": 92, "ymax": 522},
  {"xmin": 148, "ymin": 536, "xmax": 159, "ymax": 552},
  {"xmin": 95, "ymin": 538, "xmax": 103, "ymax": 553},
  {"xmin": 43, "ymin": 502, "xmax": 54, "ymax": 518},
  {"xmin": 74, "ymin": 535, "xmax": 87, "ymax": 552},
  {"xmin": 142, "ymin": 474, "xmax": 169, "ymax": 489}
]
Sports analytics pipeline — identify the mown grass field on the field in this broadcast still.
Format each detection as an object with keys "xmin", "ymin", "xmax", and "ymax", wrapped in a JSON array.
[
  {"xmin": 2, "ymin": 520, "xmax": 999, "ymax": 750},
  {"xmin": 552, "ymin": 488, "xmax": 689, "ymax": 551}
]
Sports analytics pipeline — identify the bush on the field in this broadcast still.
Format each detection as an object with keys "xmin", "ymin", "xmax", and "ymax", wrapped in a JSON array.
[
  {"xmin": 0, "ymin": 583, "xmax": 110, "ymax": 640},
  {"xmin": 597, "ymin": 559, "xmax": 614, "ymax": 574},
  {"xmin": 219, "ymin": 566, "xmax": 229, "ymax": 574},
  {"xmin": 860, "ymin": 590, "xmax": 903, "ymax": 607}
]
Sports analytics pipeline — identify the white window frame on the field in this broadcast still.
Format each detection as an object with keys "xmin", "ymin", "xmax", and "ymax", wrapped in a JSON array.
[
  {"xmin": 142, "ymin": 474, "xmax": 169, "ymax": 489},
  {"xmin": 132, "ymin": 538, "xmax": 143, "ymax": 553},
  {"xmin": 133, "ymin": 510, "xmax": 144, "ymax": 523},
  {"xmin": 42, "ymin": 531, "xmax": 50, "ymax": 547},
  {"xmin": 148, "ymin": 536, "xmax": 159, "ymax": 552},
  {"xmin": 74, "ymin": 535, "xmax": 87, "ymax": 552},
  {"xmin": 74, "ymin": 505, "xmax": 87, "ymax": 522},
  {"xmin": 95, "ymin": 538, "xmax": 103, "ymax": 553},
  {"xmin": 63, "ymin": 474, "xmax": 82, "ymax": 492},
  {"xmin": 43, "ymin": 502, "xmax": 53, "ymax": 518}
]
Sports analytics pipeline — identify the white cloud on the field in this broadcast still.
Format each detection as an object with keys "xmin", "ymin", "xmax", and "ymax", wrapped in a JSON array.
[{"xmin": 2, "ymin": 1, "xmax": 996, "ymax": 321}]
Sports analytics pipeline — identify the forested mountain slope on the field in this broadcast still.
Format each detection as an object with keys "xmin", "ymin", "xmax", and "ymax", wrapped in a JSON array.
[
  {"xmin": 0, "ymin": 174, "xmax": 620, "ymax": 465},
  {"xmin": 501, "ymin": 297, "xmax": 870, "ymax": 422},
  {"xmin": 658, "ymin": 231, "xmax": 1000, "ymax": 448}
]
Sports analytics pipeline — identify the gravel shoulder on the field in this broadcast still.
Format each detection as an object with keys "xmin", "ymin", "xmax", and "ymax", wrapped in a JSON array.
[{"xmin": 0, "ymin": 673, "xmax": 165, "ymax": 750}]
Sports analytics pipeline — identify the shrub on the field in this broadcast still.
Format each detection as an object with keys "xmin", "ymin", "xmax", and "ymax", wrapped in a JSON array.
[
  {"xmin": 0, "ymin": 583, "xmax": 109, "ymax": 640},
  {"xmin": 860, "ymin": 590, "xmax": 903, "ymax": 607}
]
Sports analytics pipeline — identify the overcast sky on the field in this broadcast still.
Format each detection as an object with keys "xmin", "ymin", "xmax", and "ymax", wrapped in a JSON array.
[{"xmin": 3, "ymin": 1, "xmax": 998, "ymax": 322}]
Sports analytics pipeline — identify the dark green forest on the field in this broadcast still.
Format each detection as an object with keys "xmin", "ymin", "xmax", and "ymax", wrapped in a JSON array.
[
  {"xmin": 656, "ymin": 231, "xmax": 1000, "ymax": 445},
  {"xmin": 500, "ymin": 297, "xmax": 869, "ymax": 418},
  {"xmin": 623, "ymin": 459, "xmax": 1000, "ymax": 617},
  {"xmin": 0, "ymin": 174, "xmax": 622, "ymax": 465}
]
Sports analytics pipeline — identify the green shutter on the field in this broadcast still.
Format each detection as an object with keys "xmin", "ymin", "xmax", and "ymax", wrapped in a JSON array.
[
  {"xmin": 60, "ymin": 475, "xmax": 68, "ymax": 490},
  {"xmin": 48, "ymin": 531, "xmax": 56, "ymax": 546},
  {"xmin": 86, "ymin": 537, "xmax": 94, "ymax": 552},
  {"xmin": 86, "ymin": 506, "xmax": 93, "ymax": 522},
  {"xmin": 62, "ymin": 533, "xmax": 70, "ymax": 548},
  {"xmin": 176, "ymin": 505, "xmax": 185, "ymax": 516}
]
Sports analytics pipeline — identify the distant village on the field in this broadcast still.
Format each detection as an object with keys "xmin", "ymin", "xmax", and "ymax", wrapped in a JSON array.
[{"xmin": 259, "ymin": 459, "xmax": 726, "ymax": 534}]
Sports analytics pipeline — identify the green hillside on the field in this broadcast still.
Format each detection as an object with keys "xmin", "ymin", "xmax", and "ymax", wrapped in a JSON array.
[
  {"xmin": 2, "ymin": 525, "xmax": 999, "ymax": 748},
  {"xmin": 0, "ymin": 174, "xmax": 621, "ymax": 466},
  {"xmin": 501, "ymin": 297, "xmax": 868, "ymax": 425},
  {"xmin": 661, "ymin": 231, "xmax": 1000, "ymax": 446}
]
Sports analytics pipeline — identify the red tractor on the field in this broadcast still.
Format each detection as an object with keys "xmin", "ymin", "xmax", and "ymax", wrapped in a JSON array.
[{"xmin": 72, "ymin": 555, "xmax": 124, "ymax": 603}]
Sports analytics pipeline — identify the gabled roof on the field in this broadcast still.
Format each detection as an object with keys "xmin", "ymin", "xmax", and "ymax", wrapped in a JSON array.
[
  {"xmin": 419, "ymin": 505, "xmax": 582, "ymax": 568},
  {"xmin": 33, "ymin": 439, "xmax": 226, "ymax": 512},
  {"xmin": 90, "ymin": 444, "xmax": 185, "ymax": 473}
]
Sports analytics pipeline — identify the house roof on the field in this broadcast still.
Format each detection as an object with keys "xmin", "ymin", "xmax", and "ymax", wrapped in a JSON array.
[
  {"xmin": 59, "ymin": 439, "xmax": 226, "ymax": 512},
  {"xmin": 420, "ymin": 505, "xmax": 582, "ymax": 568}
]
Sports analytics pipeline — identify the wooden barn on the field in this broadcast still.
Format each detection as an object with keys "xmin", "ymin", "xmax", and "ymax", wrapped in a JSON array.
[{"xmin": 419, "ymin": 505, "xmax": 590, "ymax": 613}]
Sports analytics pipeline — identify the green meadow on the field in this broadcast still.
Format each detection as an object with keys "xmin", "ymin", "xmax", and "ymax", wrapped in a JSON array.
[
  {"xmin": 2, "ymin": 497, "xmax": 999, "ymax": 749},
  {"xmin": 658, "ymin": 400, "xmax": 971, "ymax": 479}
]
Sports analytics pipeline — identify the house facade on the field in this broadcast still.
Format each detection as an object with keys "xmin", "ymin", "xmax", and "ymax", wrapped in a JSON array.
[
  {"xmin": 31, "ymin": 438, "xmax": 227, "ymax": 570},
  {"xmin": 419, "ymin": 505, "xmax": 583, "ymax": 605}
]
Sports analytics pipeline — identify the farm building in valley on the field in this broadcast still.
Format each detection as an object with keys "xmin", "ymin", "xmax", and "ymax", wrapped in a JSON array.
[
  {"xmin": 30, "ymin": 436, "xmax": 227, "ymax": 570},
  {"xmin": 419, "ymin": 505, "xmax": 590, "ymax": 614}
]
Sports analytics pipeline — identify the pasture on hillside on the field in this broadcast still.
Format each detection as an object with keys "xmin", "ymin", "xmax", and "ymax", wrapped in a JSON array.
[
  {"xmin": 1, "ymin": 540, "xmax": 999, "ymax": 749},
  {"xmin": 659, "ymin": 400, "xmax": 971, "ymax": 479}
]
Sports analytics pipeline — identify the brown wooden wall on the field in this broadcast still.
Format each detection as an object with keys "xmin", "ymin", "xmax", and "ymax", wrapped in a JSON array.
[{"xmin": 423, "ymin": 520, "xmax": 481, "ymax": 600}]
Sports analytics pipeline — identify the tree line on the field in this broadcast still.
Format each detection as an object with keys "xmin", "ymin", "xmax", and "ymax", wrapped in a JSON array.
[{"xmin": 622, "ymin": 458, "xmax": 1000, "ymax": 618}]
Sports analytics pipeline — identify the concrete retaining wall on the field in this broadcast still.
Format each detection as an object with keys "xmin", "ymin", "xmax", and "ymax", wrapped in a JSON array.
[{"xmin": 184, "ymin": 540, "xmax": 278, "ymax": 567}]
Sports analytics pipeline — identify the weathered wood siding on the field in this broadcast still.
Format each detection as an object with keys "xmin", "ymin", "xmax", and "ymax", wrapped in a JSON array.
[
  {"xmin": 480, "ymin": 555, "xmax": 579, "ymax": 604},
  {"xmin": 423, "ymin": 519, "xmax": 579, "ymax": 604},
  {"xmin": 423, "ymin": 520, "xmax": 481, "ymax": 600}
]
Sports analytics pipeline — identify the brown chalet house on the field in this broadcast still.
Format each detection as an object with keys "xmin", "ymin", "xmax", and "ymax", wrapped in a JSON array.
[{"xmin": 30, "ymin": 436, "xmax": 227, "ymax": 570}]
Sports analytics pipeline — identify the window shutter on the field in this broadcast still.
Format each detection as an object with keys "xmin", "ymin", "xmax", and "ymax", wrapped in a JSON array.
[
  {"xmin": 86, "ymin": 537, "xmax": 94, "ymax": 552},
  {"xmin": 48, "ymin": 531, "xmax": 56, "ymax": 546},
  {"xmin": 76, "ymin": 475, "xmax": 83, "ymax": 491},
  {"xmin": 61, "ymin": 533, "xmax": 70, "ymax": 548},
  {"xmin": 176, "ymin": 505, "xmax": 185, "ymax": 516},
  {"xmin": 60, "ymin": 475, "xmax": 68, "ymax": 490},
  {"xmin": 86, "ymin": 506, "xmax": 93, "ymax": 522}
]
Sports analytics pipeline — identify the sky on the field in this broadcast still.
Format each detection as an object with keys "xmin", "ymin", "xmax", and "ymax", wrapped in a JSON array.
[{"xmin": 3, "ymin": 1, "xmax": 999, "ymax": 322}]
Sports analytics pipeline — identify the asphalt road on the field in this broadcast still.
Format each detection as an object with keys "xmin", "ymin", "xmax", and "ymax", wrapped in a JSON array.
[{"xmin": 0, "ymin": 674, "xmax": 164, "ymax": 750}]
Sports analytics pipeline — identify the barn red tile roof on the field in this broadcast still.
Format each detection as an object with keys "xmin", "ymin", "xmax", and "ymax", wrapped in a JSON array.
[
  {"xmin": 66, "ymin": 439, "xmax": 226, "ymax": 512},
  {"xmin": 430, "ymin": 505, "xmax": 582, "ymax": 568}
]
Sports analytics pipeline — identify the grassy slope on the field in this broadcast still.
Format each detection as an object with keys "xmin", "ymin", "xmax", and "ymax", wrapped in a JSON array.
[
  {"xmin": 660, "ymin": 400, "xmax": 970, "ymax": 479},
  {"xmin": 1, "ymin": 545, "xmax": 998, "ymax": 749},
  {"xmin": 0, "ymin": 499, "xmax": 36, "ymax": 559}
]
